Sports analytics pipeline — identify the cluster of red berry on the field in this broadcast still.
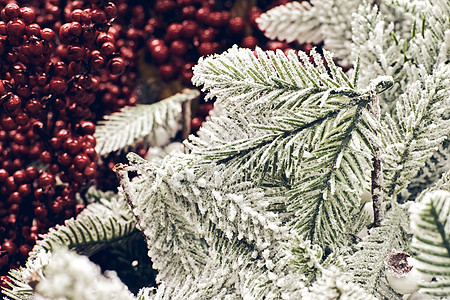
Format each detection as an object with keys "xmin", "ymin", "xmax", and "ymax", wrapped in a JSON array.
[{"xmin": 0, "ymin": 0, "xmax": 133, "ymax": 281}]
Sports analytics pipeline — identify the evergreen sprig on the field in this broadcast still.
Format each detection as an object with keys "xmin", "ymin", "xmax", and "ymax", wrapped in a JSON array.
[
  {"xmin": 382, "ymin": 65, "xmax": 450, "ymax": 199},
  {"xmin": 3, "ymin": 190, "xmax": 136, "ymax": 300},
  {"xmin": 95, "ymin": 89, "xmax": 198, "ymax": 156},
  {"xmin": 192, "ymin": 46, "xmax": 392, "ymax": 248},
  {"xmin": 344, "ymin": 203, "xmax": 410, "ymax": 299},
  {"xmin": 410, "ymin": 190, "xmax": 450, "ymax": 297}
]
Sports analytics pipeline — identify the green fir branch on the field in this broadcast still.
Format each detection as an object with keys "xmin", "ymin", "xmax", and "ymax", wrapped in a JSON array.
[
  {"xmin": 382, "ymin": 65, "xmax": 450, "ymax": 199},
  {"xmin": 410, "ymin": 190, "xmax": 450, "ymax": 297},
  {"xmin": 192, "ymin": 46, "xmax": 394, "ymax": 249},
  {"xmin": 3, "ymin": 190, "xmax": 136, "ymax": 300},
  {"xmin": 344, "ymin": 203, "xmax": 410, "ymax": 299},
  {"xmin": 95, "ymin": 89, "xmax": 198, "ymax": 156}
]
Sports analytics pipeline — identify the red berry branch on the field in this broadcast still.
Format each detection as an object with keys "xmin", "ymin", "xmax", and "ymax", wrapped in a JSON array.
[{"xmin": 0, "ymin": 0, "xmax": 134, "ymax": 285}]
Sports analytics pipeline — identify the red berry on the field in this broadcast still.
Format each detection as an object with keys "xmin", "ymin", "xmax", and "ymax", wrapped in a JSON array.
[
  {"xmin": 228, "ymin": 17, "xmax": 246, "ymax": 34},
  {"xmin": 196, "ymin": 7, "xmax": 210, "ymax": 24},
  {"xmin": 71, "ymin": 9, "xmax": 83, "ymax": 22},
  {"xmin": 0, "ymin": 21, "xmax": 6, "ymax": 35},
  {"xmin": 97, "ymin": 33, "xmax": 115, "ymax": 45},
  {"xmin": 0, "ymin": 169, "xmax": 8, "ymax": 182},
  {"xmin": 104, "ymin": 2, "xmax": 117, "ymax": 19},
  {"xmin": 4, "ymin": 3, "xmax": 20, "ymax": 19},
  {"xmin": 198, "ymin": 42, "xmax": 215, "ymax": 56},
  {"xmin": 74, "ymin": 154, "xmax": 90, "ymax": 170},
  {"xmin": 147, "ymin": 38, "xmax": 164, "ymax": 49},
  {"xmin": 20, "ymin": 7, "xmax": 36, "ymax": 24},
  {"xmin": 19, "ymin": 244, "xmax": 32, "ymax": 258},
  {"xmin": 101, "ymin": 42, "xmax": 116, "ymax": 56},
  {"xmin": 3, "ymin": 95, "xmax": 21, "ymax": 113},
  {"xmin": 25, "ymin": 166, "xmax": 38, "ymax": 181},
  {"xmin": 154, "ymin": 0, "xmax": 177, "ymax": 14},
  {"xmin": 241, "ymin": 36, "xmax": 258, "ymax": 49},
  {"xmin": 13, "ymin": 170, "xmax": 26, "ymax": 184},
  {"xmin": 39, "ymin": 172, "xmax": 55, "ymax": 187},
  {"xmin": 91, "ymin": 54, "xmax": 106, "ymax": 71},
  {"xmin": 83, "ymin": 166, "xmax": 96, "ymax": 179},
  {"xmin": 5, "ymin": 176, "xmax": 17, "ymax": 193},
  {"xmin": 34, "ymin": 205, "xmax": 47, "ymax": 220},
  {"xmin": 40, "ymin": 28, "xmax": 55, "ymax": 41},
  {"xmin": 182, "ymin": 6, "xmax": 196, "ymax": 19},
  {"xmin": 58, "ymin": 152, "xmax": 72, "ymax": 166},
  {"xmin": 109, "ymin": 57, "xmax": 126, "ymax": 75},
  {"xmin": 50, "ymin": 200, "xmax": 63, "ymax": 214},
  {"xmin": 166, "ymin": 23, "xmax": 182, "ymax": 41},
  {"xmin": 191, "ymin": 117, "xmax": 203, "ymax": 132},
  {"xmin": 18, "ymin": 184, "xmax": 31, "ymax": 197},
  {"xmin": 198, "ymin": 27, "xmax": 218, "ymax": 43},
  {"xmin": 181, "ymin": 20, "xmax": 198, "ymax": 39},
  {"xmin": 170, "ymin": 40, "xmax": 188, "ymax": 56},
  {"xmin": 66, "ymin": 138, "xmax": 81, "ymax": 155},
  {"xmin": 150, "ymin": 44, "xmax": 169, "ymax": 64},
  {"xmin": 158, "ymin": 64, "xmax": 177, "ymax": 81},
  {"xmin": 8, "ymin": 192, "xmax": 21, "ymax": 204},
  {"xmin": 1, "ymin": 116, "xmax": 17, "ymax": 131},
  {"xmin": 91, "ymin": 9, "xmax": 107, "ymax": 24},
  {"xmin": 75, "ymin": 203, "xmax": 85, "ymax": 214},
  {"xmin": 6, "ymin": 19, "xmax": 26, "ymax": 37},
  {"xmin": 80, "ymin": 121, "xmax": 95, "ymax": 134},
  {"xmin": 82, "ymin": 135, "xmax": 96, "ymax": 148},
  {"xmin": 26, "ymin": 23, "xmax": 41, "ymax": 36},
  {"xmin": 49, "ymin": 77, "xmax": 68, "ymax": 94},
  {"xmin": 1, "ymin": 241, "xmax": 17, "ymax": 256},
  {"xmin": 69, "ymin": 22, "xmax": 82, "ymax": 37},
  {"xmin": 40, "ymin": 151, "xmax": 52, "ymax": 164}
]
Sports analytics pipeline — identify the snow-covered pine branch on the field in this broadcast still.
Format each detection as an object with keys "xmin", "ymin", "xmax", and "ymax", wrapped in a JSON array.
[
  {"xmin": 95, "ymin": 89, "xmax": 199, "ymax": 156},
  {"xmin": 382, "ymin": 65, "xmax": 450, "ymax": 199},
  {"xmin": 32, "ymin": 247, "xmax": 135, "ymax": 300},
  {"xmin": 256, "ymin": 0, "xmax": 361, "ymax": 65},
  {"xmin": 410, "ymin": 190, "xmax": 450, "ymax": 297},
  {"xmin": 192, "ymin": 45, "xmax": 392, "ymax": 248},
  {"xmin": 344, "ymin": 203, "xmax": 410, "ymax": 299},
  {"xmin": 117, "ymin": 153, "xmax": 291, "ymax": 297},
  {"xmin": 4, "ymin": 189, "xmax": 136, "ymax": 300}
]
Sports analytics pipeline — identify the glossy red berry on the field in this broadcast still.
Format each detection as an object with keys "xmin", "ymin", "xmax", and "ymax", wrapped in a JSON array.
[
  {"xmin": 101, "ymin": 42, "xmax": 116, "ymax": 56},
  {"xmin": 80, "ymin": 121, "xmax": 95, "ymax": 135},
  {"xmin": 104, "ymin": 2, "xmax": 118, "ymax": 19},
  {"xmin": 166, "ymin": 23, "xmax": 182, "ymax": 41},
  {"xmin": 58, "ymin": 153, "xmax": 72, "ymax": 166},
  {"xmin": 109, "ymin": 57, "xmax": 126, "ymax": 75},
  {"xmin": 150, "ymin": 44, "xmax": 169, "ymax": 64},
  {"xmin": 34, "ymin": 205, "xmax": 47, "ymax": 220},
  {"xmin": 38, "ymin": 172, "xmax": 55, "ymax": 187},
  {"xmin": 20, "ymin": 7, "xmax": 36, "ymax": 24},
  {"xmin": 6, "ymin": 19, "xmax": 26, "ymax": 37},
  {"xmin": 74, "ymin": 154, "xmax": 90, "ymax": 170},
  {"xmin": 49, "ymin": 77, "xmax": 68, "ymax": 94},
  {"xmin": 91, "ymin": 9, "xmax": 107, "ymax": 24},
  {"xmin": 4, "ymin": 3, "xmax": 20, "ymax": 19},
  {"xmin": 40, "ymin": 28, "xmax": 55, "ymax": 41}
]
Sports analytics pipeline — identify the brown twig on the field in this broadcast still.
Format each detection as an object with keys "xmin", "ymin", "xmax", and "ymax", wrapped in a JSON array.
[{"xmin": 368, "ymin": 91, "xmax": 383, "ymax": 227}]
